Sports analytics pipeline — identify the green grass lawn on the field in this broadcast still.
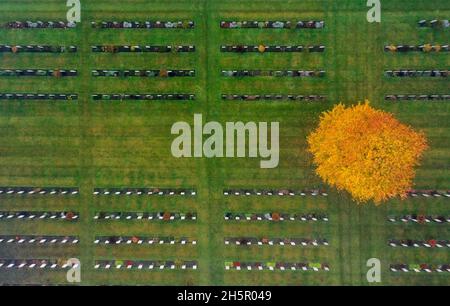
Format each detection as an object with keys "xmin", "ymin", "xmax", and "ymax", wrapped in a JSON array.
[{"xmin": 0, "ymin": 0, "xmax": 448, "ymax": 285}]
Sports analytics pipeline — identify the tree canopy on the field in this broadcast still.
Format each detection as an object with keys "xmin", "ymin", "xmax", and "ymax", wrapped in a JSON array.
[{"xmin": 307, "ymin": 101, "xmax": 428, "ymax": 204}]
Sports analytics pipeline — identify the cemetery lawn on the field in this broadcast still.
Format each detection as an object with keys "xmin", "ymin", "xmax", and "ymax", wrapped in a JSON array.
[{"xmin": 0, "ymin": 0, "xmax": 449, "ymax": 285}]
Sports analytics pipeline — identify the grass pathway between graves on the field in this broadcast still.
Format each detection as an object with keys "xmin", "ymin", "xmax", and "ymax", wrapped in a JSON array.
[
  {"xmin": 78, "ymin": 18, "xmax": 94, "ymax": 285},
  {"xmin": 198, "ymin": 0, "xmax": 214, "ymax": 285}
]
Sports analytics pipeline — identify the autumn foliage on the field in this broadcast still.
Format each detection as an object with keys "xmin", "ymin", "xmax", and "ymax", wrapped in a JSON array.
[{"xmin": 307, "ymin": 101, "xmax": 427, "ymax": 204}]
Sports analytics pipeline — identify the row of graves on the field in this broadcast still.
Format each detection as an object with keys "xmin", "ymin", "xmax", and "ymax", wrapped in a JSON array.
[
  {"xmin": 384, "ymin": 44, "xmax": 449, "ymax": 53},
  {"xmin": 0, "ymin": 186, "xmax": 199, "ymax": 197},
  {"xmin": 91, "ymin": 69, "xmax": 195, "ymax": 77},
  {"xmin": 93, "ymin": 211, "xmax": 197, "ymax": 221},
  {"xmin": 94, "ymin": 260, "xmax": 198, "ymax": 270},
  {"xmin": 385, "ymin": 94, "xmax": 450, "ymax": 102},
  {"xmin": 224, "ymin": 261, "xmax": 330, "ymax": 272},
  {"xmin": 94, "ymin": 236, "xmax": 196, "ymax": 245},
  {"xmin": 405, "ymin": 189, "xmax": 450, "ymax": 198},
  {"xmin": 0, "ymin": 69, "xmax": 77, "ymax": 77},
  {"xmin": 91, "ymin": 21, "xmax": 195, "ymax": 29},
  {"xmin": 390, "ymin": 264, "xmax": 450, "ymax": 273},
  {"xmin": 221, "ymin": 94, "xmax": 326, "ymax": 102},
  {"xmin": 220, "ymin": 45, "xmax": 325, "ymax": 53},
  {"xmin": 387, "ymin": 215, "xmax": 449, "ymax": 224},
  {"xmin": 0, "ymin": 259, "xmax": 77, "ymax": 269},
  {"xmin": 0, "ymin": 187, "xmax": 79, "ymax": 196},
  {"xmin": 0, "ymin": 45, "xmax": 77, "ymax": 53},
  {"xmin": 93, "ymin": 187, "xmax": 196, "ymax": 196},
  {"xmin": 224, "ymin": 237, "xmax": 329, "ymax": 247},
  {"xmin": 4, "ymin": 21, "xmax": 77, "ymax": 29},
  {"xmin": 384, "ymin": 70, "xmax": 448, "ymax": 78},
  {"xmin": 221, "ymin": 70, "xmax": 325, "ymax": 77},
  {"xmin": 223, "ymin": 188, "xmax": 328, "ymax": 196},
  {"xmin": 0, "ymin": 211, "xmax": 79, "ymax": 221},
  {"xmin": 224, "ymin": 212, "xmax": 328, "ymax": 222},
  {"xmin": 418, "ymin": 19, "xmax": 449, "ymax": 28},
  {"xmin": 92, "ymin": 93, "xmax": 195, "ymax": 101},
  {"xmin": 0, "ymin": 235, "xmax": 79, "ymax": 245},
  {"xmin": 220, "ymin": 20, "xmax": 325, "ymax": 29},
  {"xmin": 0, "ymin": 93, "xmax": 77, "ymax": 101},
  {"xmin": 92, "ymin": 45, "xmax": 195, "ymax": 53},
  {"xmin": 388, "ymin": 239, "xmax": 450, "ymax": 249}
]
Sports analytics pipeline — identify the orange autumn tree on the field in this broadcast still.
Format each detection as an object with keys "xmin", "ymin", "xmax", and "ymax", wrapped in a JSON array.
[{"xmin": 307, "ymin": 101, "xmax": 427, "ymax": 204}]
